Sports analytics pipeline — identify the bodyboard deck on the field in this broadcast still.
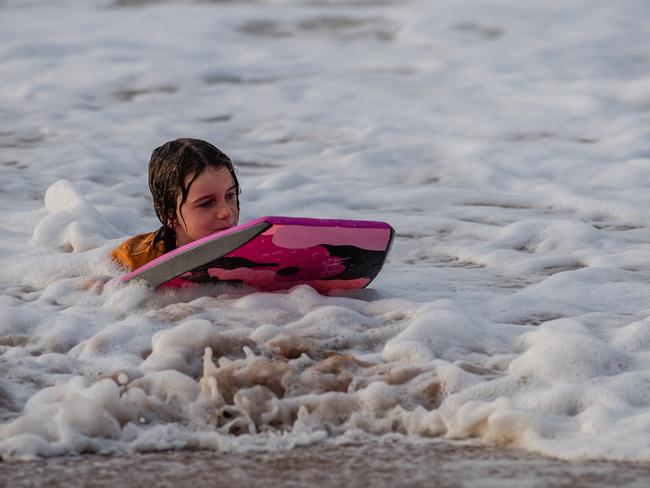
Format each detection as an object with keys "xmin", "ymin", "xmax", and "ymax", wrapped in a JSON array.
[{"xmin": 118, "ymin": 216, "xmax": 394, "ymax": 293}]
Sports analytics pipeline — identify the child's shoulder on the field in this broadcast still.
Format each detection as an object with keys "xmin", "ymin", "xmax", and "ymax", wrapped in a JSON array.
[{"xmin": 111, "ymin": 229, "xmax": 166, "ymax": 271}]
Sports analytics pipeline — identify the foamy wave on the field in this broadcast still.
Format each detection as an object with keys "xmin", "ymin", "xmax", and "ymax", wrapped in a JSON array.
[{"xmin": 2, "ymin": 0, "xmax": 650, "ymax": 463}]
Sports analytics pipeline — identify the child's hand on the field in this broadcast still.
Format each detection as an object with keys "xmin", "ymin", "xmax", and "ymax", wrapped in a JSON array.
[{"xmin": 82, "ymin": 275, "xmax": 111, "ymax": 294}]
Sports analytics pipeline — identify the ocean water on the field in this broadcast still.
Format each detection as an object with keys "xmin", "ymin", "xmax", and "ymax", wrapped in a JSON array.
[{"xmin": 2, "ymin": 0, "xmax": 650, "ymax": 462}]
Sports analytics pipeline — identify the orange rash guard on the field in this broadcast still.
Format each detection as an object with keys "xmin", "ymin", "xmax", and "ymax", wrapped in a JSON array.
[{"xmin": 111, "ymin": 229, "xmax": 167, "ymax": 271}]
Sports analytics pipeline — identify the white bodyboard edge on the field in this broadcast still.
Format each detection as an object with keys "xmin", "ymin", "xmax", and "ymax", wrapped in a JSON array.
[{"xmin": 128, "ymin": 222, "xmax": 272, "ymax": 288}]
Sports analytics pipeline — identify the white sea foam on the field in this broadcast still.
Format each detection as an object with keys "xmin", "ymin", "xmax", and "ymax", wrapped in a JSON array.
[{"xmin": 1, "ymin": 0, "xmax": 650, "ymax": 463}]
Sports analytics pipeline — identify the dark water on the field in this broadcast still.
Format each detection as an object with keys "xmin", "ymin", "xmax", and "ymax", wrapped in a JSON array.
[{"xmin": 2, "ymin": 441, "xmax": 650, "ymax": 488}]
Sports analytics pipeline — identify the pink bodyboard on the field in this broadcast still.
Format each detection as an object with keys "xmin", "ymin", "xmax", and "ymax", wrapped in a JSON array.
[{"xmin": 118, "ymin": 216, "xmax": 394, "ymax": 293}]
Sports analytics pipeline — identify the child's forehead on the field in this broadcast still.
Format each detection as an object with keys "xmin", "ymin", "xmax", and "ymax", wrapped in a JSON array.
[{"xmin": 186, "ymin": 166, "xmax": 234, "ymax": 190}]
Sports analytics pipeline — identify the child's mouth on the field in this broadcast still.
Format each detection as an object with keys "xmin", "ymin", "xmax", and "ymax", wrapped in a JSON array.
[{"xmin": 213, "ymin": 224, "xmax": 232, "ymax": 233}]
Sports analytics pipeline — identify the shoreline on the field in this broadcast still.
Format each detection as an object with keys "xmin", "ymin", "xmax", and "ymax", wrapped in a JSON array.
[{"xmin": 2, "ymin": 441, "xmax": 650, "ymax": 487}]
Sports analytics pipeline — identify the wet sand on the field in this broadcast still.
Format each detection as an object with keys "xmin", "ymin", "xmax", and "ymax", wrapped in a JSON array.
[{"xmin": 2, "ymin": 441, "xmax": 649, "ymax": 488}]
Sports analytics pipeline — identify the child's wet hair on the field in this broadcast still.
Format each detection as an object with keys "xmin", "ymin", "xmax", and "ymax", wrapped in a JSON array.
[{"xmin": 148, "ymin": 138, "xmax": 240, "ymax": 249}]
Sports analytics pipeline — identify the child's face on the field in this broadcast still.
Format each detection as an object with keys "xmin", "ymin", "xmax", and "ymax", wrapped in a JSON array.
[{"xmin": 173, "ymin": 167, "xmax": 239, "ymax": 247}]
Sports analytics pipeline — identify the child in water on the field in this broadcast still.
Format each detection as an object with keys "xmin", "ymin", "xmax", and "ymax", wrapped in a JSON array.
[{"xmin": 111, "ymin": 138, "xmax": 240, "ymax": 271}]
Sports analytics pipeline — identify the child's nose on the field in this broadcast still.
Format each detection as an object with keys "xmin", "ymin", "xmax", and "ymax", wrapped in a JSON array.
[{"xmin": 215, "ymin": 201, "xmax": 232, "ymax": 219}]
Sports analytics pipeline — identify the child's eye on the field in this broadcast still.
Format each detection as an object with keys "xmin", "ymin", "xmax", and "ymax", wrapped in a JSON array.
[
  {"xmin": 226, "ymin": 192, "xmax": 237, "ymax": 201},
  {"xmin": 199, "ymin": 200, "xmax": 214, "ymax": 208}
]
